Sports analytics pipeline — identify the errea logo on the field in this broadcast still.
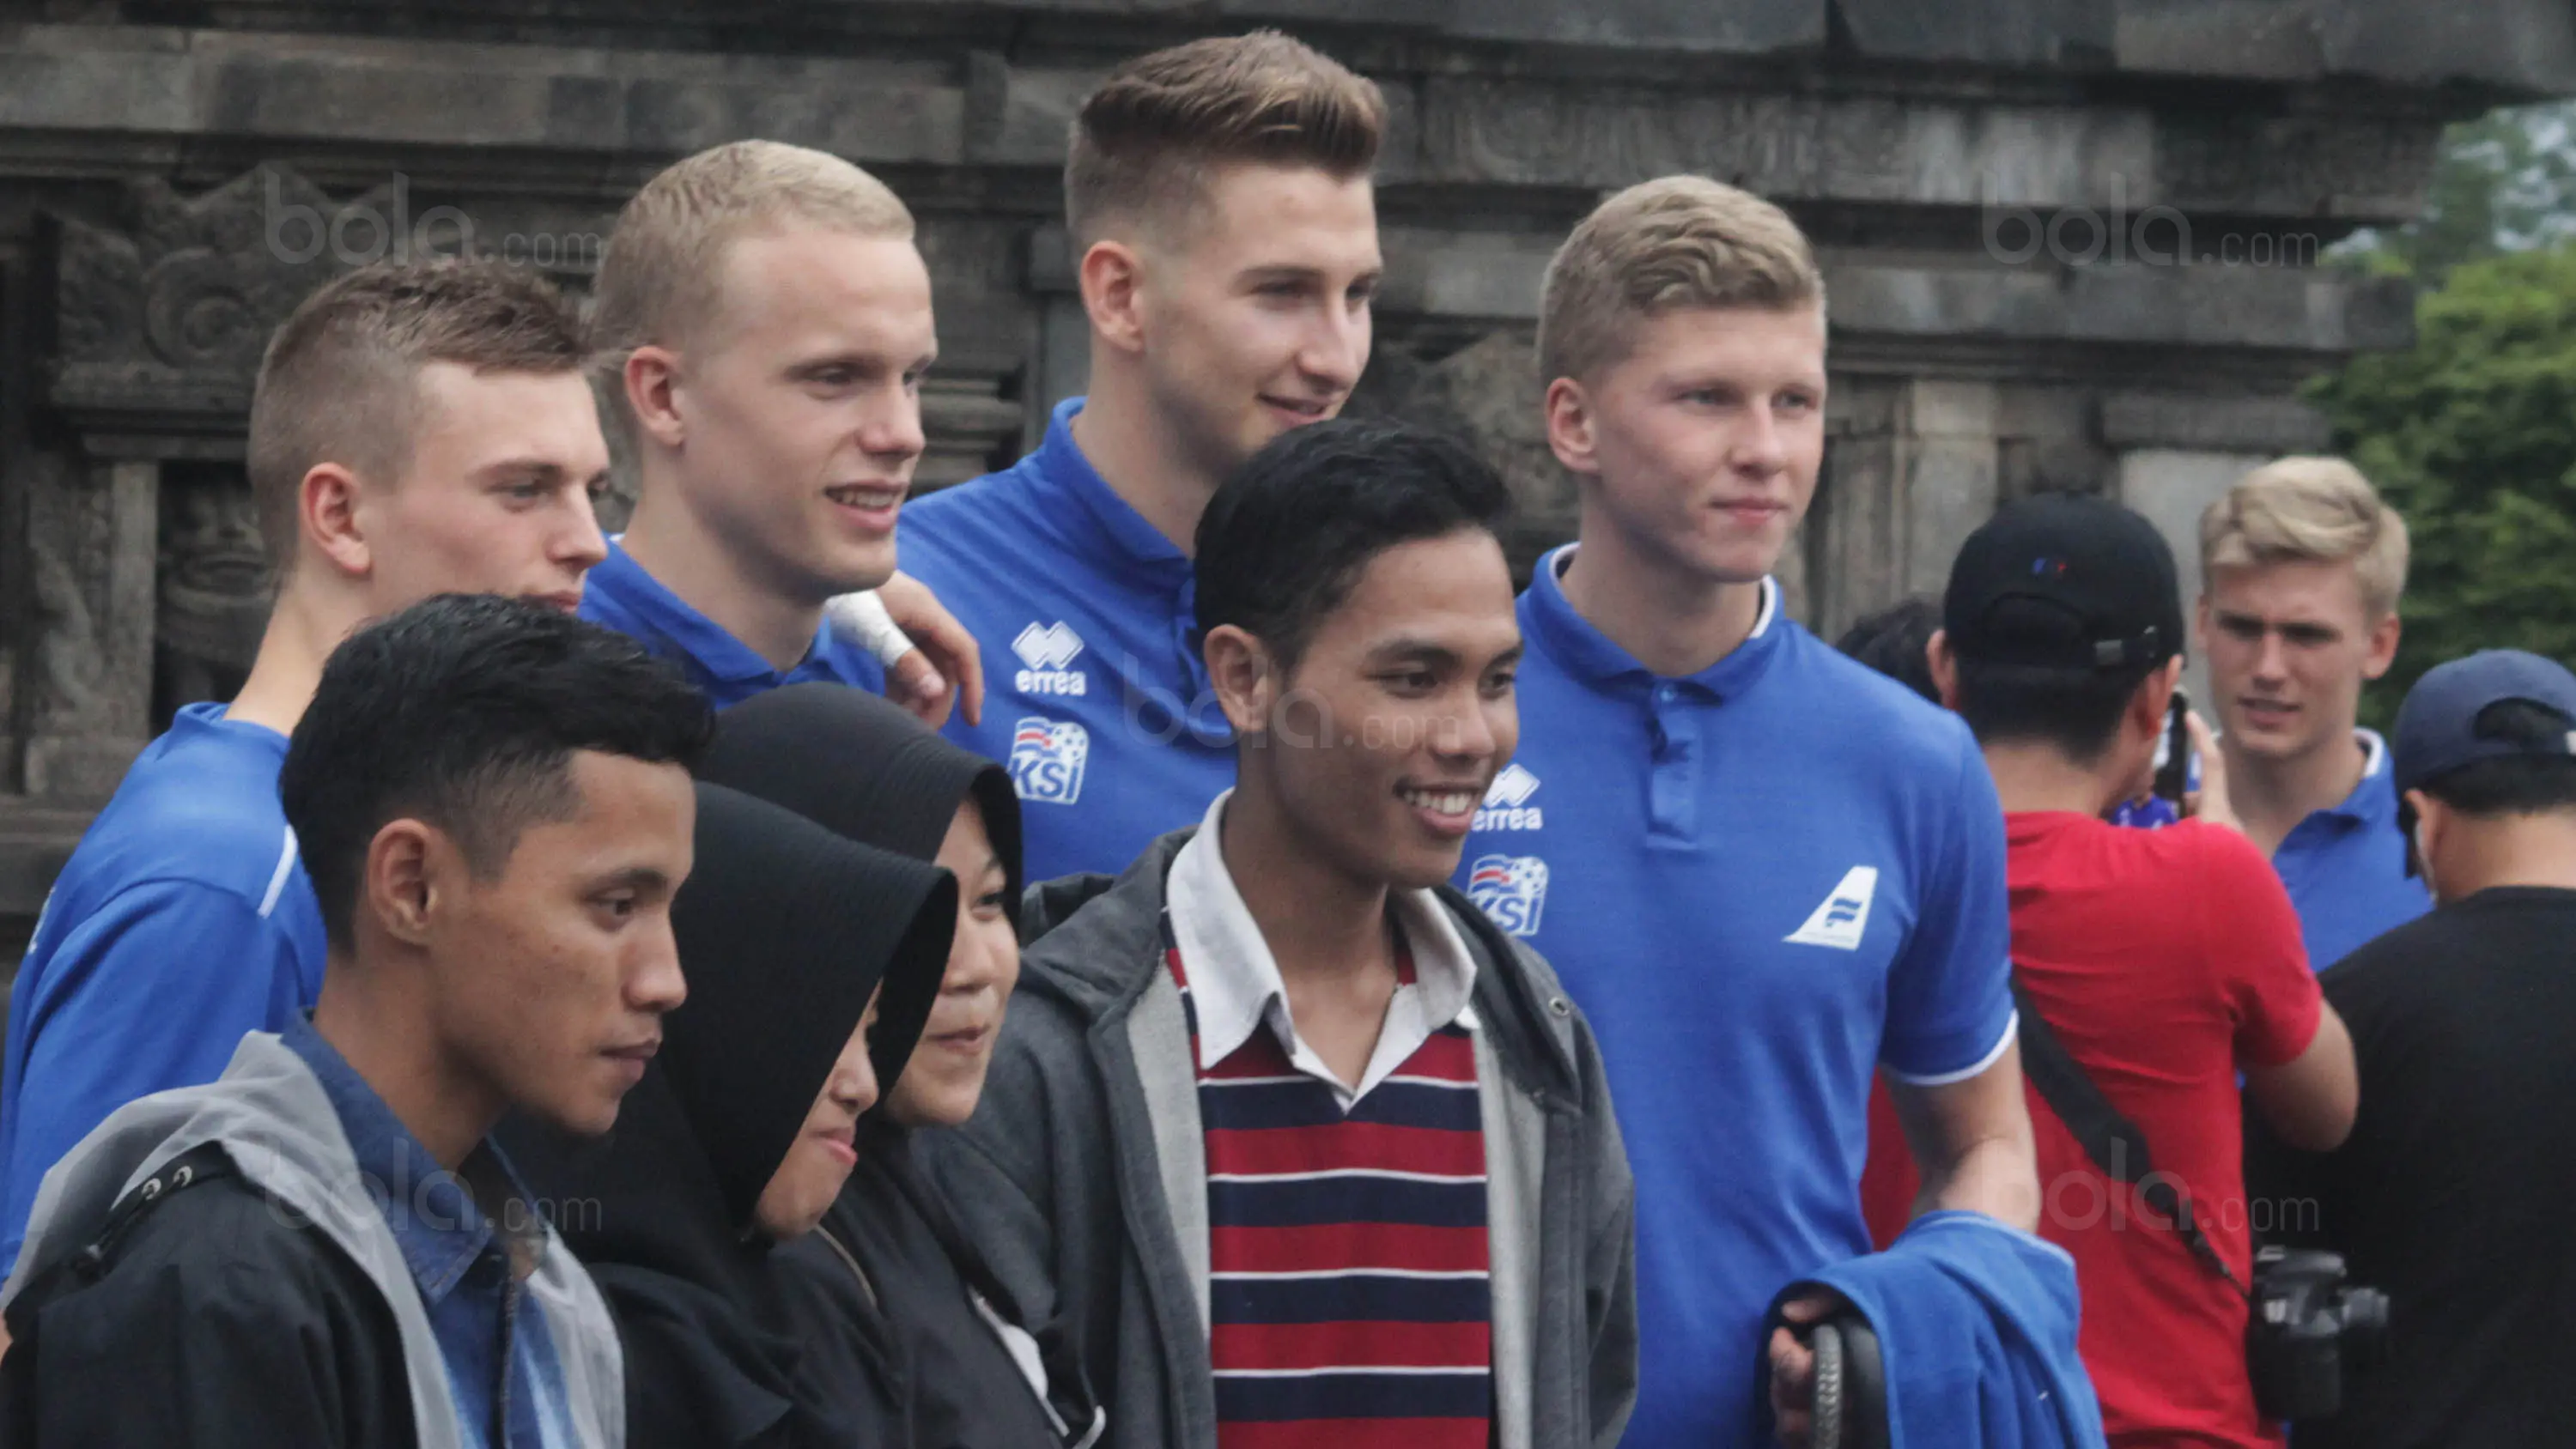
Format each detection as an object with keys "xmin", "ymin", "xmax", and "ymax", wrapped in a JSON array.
[
  {"xmin": 1474, "ymin": 763, "xmax": 1544, "ymax": 832},
  {"xmin": 1012, "ymin": 621, "xmax": 1087, "ymax": 697}
]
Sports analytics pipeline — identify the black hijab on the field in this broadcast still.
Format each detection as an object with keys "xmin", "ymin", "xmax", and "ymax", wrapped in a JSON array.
[
  {"xmin": 700, "ymin": 682, "xmax": 1022, "ymax": 956},
  {"xmin": 702, "ymin": 686, "xmax": 1100, "ymax": 1444},
  {"xmin": 505, "ymin": 783, "xmax": 956, "ymax": 1448}
]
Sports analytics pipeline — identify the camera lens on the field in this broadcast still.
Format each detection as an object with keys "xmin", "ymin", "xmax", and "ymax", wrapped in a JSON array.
[{"xmin": 2337, "ymin": 1286, "xmax": 2391, "ymax": 1361}]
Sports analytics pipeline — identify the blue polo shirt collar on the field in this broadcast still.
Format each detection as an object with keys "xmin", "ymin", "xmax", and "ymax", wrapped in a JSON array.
[
  {"xmin": 1038, "ymin": 397, "xmax": 1192, "ymax": 578},
  {"xmin": 2319, "ymin": 729, "xmax": 2396, "ymax": 827},
  {"xmin": 1032, "ymin": 397, "xmax": 1224, "ymax": 746},
  {"xmin": 586, "ymin": 538, "xmax": 833, "ymax": 688},
  {"xmin": 1521, "ymin": 543, "xmax": 1785, "ymax": 703},
  {"xmin": 279, "ymin": 1016, "xmax": 520, "ymax": 1303}
]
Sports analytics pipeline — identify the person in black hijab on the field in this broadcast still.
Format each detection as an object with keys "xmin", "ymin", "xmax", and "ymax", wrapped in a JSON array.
[
  {"xmin": 504, "ymin": 781, "xmax": 956, "ymax": 1449},
  {"xmin": 701, "ymin": 683, "xmax": 1102, "ymax": 1448}
]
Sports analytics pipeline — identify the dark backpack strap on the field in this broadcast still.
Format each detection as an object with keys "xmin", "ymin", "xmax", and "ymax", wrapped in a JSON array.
[
  {"xmin": 2009, "ymin": 978, "xmax": 2248, "ymax": 1298},
  {"xmin": 0, "ymin": 1143, "xmax": 238, "ymax": 1445}
]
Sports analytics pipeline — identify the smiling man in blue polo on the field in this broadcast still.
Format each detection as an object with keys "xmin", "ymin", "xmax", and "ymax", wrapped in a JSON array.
[
  {"xmin": 1458, "ymin": 176, "xmax": 2039, "ymax": 1448},
  {"xmin": 897, "ymin": 33, "xmax": 1389, "ymax": 882}
]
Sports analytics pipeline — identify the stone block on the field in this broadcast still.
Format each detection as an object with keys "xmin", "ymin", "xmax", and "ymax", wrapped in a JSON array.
[
  {"xmin": 2119, "ymin": 446, "xmax": 2268, "ymax": 699},
  {"xmin": 1826, "ymin": 263, "xmax": 2415, "ymax": 355},
  {"xmin": 2322, "ymin": 0, "xmax": 2576, "ymax": 95},
  {"xmin": 2097, "ymin": 392, "xmax": 2331, "ymax": 454},
  {"xmin": 1376, "ymin": 228, "xmax": 1554, "ymax": 320},
  {"xmin": 1838, "ymin": 0, "xmax": 2115, "ymax": 67},
  {"xmin": 2114, "ymin": 0, "xmax": 2329, "ymax": 82},
  {"xmin": 1442, "ymin": 0, "xmax": 1823, "ymax": 52},
  {"xmin": 1418, "ymin": 77, "xmax": 2154, "ymax": 211}
]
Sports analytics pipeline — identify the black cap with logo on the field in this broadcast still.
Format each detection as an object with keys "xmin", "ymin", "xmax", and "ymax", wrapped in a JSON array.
[{"xmin": 1943, "ymin": 493, "xmax": 2185, "ymax": 674}]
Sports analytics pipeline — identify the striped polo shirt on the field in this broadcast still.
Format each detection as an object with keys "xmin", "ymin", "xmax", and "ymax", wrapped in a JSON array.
[{"xmin": 1163, "ymin": 791, "xmax": 1492, "ymax": 1449}]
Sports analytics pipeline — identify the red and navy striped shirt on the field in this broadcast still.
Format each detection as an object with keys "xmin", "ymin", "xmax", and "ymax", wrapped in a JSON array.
[{"xmin": 1163, "ymin": 912, "xmax": 1492, "ymax": 1449}]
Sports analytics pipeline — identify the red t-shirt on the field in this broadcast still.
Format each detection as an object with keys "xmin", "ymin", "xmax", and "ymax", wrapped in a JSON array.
[{"xmin": 2008, "ymin": 813, "xmax": 2322, "ymax": 1449}]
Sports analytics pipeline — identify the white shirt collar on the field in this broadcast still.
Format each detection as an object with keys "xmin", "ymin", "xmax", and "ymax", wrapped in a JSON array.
[
  {"xmin": 1164, "ymin": 790, "xmax": 1479, "ymax": 1109},
  {"xmin": 2357, "ymin": 728, "xmax": 2390, "ymax": 779}
]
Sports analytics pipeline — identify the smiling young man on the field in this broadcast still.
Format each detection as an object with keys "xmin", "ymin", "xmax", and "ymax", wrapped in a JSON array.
[
  {"xmin": 585, "ymin": 138, "xmax": 979, "ymax": 722},
  {"xmin": 933, "ymin": 418, "xmax": 1637, "ymax": 1449},
  {"xmin": 2197, "ymin": 458, "xmax": 2431, "ymax": 970},
  {"xmin": 3, "ymin": 595, "xmax": 714, "ymax": 1446},
  {"xmin": 1455, "ymin": 177, "xmax": 2035, "ymax": 1448},
  {"xmin": 897, "ymin": 32, "xmax": 1387, "ymax": 882},
  {"xmin": 0, "ymin": 258, "xmax": 615, "ymax": 1272}
]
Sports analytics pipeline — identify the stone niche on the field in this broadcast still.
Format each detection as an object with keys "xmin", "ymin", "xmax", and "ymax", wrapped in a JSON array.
[{"xmin": 0, "ymin": 0, "xmax": 2569, "ymax": 956}]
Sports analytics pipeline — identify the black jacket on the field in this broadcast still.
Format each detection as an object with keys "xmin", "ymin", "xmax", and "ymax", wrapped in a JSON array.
[
  {"xmin": 3, "ymin": 1163, "xmax": 416, "ymax": 1448},
  {"xmin": 785, "ymin": 1122, "xmax": 1099, "ymax": 1449}
]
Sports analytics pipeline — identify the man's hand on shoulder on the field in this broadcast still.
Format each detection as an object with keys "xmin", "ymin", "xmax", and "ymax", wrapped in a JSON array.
[{"xmin": 840, "ymin": 573, "xmax": 987, "ymax": 728}]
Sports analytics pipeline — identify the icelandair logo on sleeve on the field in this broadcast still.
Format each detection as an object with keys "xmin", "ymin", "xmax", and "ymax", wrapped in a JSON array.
[
  {"xmin": 1783, "ymin": 866, "xmax": 1879, "ymax": 951},
  {"xmin": 1473, "ymin": 763, "xmax": 1545, "ymax": 831},
  {"xmin": 1012, "ymin": 621, "xmax": 1088, "ymax": 696}
]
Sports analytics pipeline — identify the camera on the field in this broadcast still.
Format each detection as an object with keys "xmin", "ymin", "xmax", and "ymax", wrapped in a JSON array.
[{"xmin": 2246, "ymin": 1246, "xmax": 2389, "ymax": 1420}]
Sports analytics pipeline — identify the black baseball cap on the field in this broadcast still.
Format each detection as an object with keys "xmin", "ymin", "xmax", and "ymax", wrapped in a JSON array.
[
  {"xmin": 2392, "ymin": 649, "xmax": 2576, "ymax": 796},
  {"xmin": 1943, "ymin": 494, "xmax": 2185, "ymax": 673}
]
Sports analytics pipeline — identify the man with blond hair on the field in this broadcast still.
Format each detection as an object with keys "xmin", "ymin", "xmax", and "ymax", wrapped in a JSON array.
[
  {"xmin": 582, "ymin": 137, "xmax": 980, "ymax": 722},
  {"xmin": 896, "ymin": 31, "xmax": 1387, "ymax": 882},
  {"xmin": 2198, "ymin": 457, "xmax": 2430, "ymax": 969},
  {"xmin": 0, "ymin": 258, "xmax": 615, "ymax": 1270},
  {"xmin": 1455, "ymin": 176, "xmax": 2038, "ymax": 1447}
]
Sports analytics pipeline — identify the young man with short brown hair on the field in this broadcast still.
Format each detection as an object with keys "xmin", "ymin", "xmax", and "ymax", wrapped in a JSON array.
[
  {"xmin": 583, "ymin": 137, "xmax": 980, "ymax": 722},
  {"xmin": 1455, "ymin": 176, "xmax": 2038, "ymax": 1448},
  {"xmin": 897, "ymin": 31, "xmax": 1388, "ymax": 882},
  {"xmin": 2197, "ymin": 457, "xmax": 2430, "ymax": 969},
  {"xmin": 0, "ymin": 257, "xmax": 615, "ymax": 1270}
]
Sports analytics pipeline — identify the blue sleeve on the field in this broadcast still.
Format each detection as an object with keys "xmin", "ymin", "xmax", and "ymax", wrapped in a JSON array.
[
  {"xmin": 0, "ymin": 882, "xmax": 305, "ymax": 1267},
  {"xmin": 1880, "ymin": 728, "xmax": 2019, "ymax": 1083}
]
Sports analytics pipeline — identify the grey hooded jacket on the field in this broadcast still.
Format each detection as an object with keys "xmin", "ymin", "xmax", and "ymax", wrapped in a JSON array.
[
  {"xmin": 2, "ymin": 1031, "xmax": 623, "ymax": 1449},
  {"xmin": 925, "ymin": 829, "xmax": 1637, "ymax": 1449}
]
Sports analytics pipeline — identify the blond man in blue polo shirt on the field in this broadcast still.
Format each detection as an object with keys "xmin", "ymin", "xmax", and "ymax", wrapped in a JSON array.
[{"xmin": 2196, "ymin": 458, "xmax": 2431, "ymax": 970}]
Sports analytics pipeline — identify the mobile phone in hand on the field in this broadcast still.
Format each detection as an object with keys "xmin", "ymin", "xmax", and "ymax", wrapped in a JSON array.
[{"xmin": 2154, "ymin": 688, "xmax": 2192, "ymax": 805}]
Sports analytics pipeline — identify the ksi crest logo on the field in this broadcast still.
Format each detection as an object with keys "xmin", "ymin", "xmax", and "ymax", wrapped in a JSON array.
[
  {"xmin": 1008, "ymin": 717, "xmax": 1090, "ymax": 804},
  {"xmin": 1467, "ymin": 854, "xmax": 1550, "ymax": 938}
]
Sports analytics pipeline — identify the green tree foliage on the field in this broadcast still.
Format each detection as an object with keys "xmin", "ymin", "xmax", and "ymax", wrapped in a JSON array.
[
  {"xmin": 2308, "ymin": 246, "xmax": 2576, "ymax": 723},
  {"xmin": 2345, "ymin": 102, "xmax": 2576, "ymax": 281}
]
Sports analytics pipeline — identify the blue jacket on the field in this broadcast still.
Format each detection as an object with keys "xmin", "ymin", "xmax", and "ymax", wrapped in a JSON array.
[{"xmin": 1763, "ymin": 1212, "xmax": 2106, "ymax": 1449}]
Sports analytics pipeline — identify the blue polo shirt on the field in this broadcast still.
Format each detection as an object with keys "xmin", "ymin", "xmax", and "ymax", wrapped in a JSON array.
[
  {"xmin": 2269, "ymin": 729, "xmax": 2430, "ymax": 971},
  {"xmin": 1456, "ymin": 548, "xmax": 2017, "ymax": 1449},
  {"xmin": 897, "ymin": 397, "xmax": 1236, "ymax": 882},
  {"xmin": 577, "ymin": 538, "xmax": 885, "ymax": 707},
  {"xmin": 0, "ymin": 703, "xmax": 329, "ymax": 1273},
  {"xmin": 282, "ymin": 1017, "xmax": 581, "ymax": 1447}
]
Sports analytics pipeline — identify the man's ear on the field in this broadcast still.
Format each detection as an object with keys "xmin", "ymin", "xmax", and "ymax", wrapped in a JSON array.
[
  {"xmin": 1544, "ymin": 376, "xmax": 1601, "ymax": 477},
  {"xmin": 624, "ymin": 346, "xmax": 687, "ymax": 452},
  {"xmin": 2361, "ymin": 608, "xmax": 2403, "ymax": 682},
  {"xmin": 362, "ymin": 818, "xmax": 451, "ymax": 949},
  {"xmin": 1078, "ymin": 239, "xmax": 1147, "ymax": 358},
  {"xmin": 1926, "ymin": 628, "xmax": 1960, "ymax": 711},
  {"xmin": 1203, "ymin": 624, "xmax": 1279, "ymax": 740},
  {"xmin": 302, "ymin": 462, "xmax": 373, "ymax": 580},
  {"xmin": 2135, "ymin": 657, "xmax": 2184, "ymax": 734}
]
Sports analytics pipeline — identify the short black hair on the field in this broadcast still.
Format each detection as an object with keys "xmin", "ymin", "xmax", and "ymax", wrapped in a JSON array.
[
  {"xmin": 2420, "ymin": 699, "xmax": 2576, "ymax": 817},
  {"xmin": 1195, "ymin": 416, "xmax": 1510, "ymax": 672},
  {"xmin": 281, "ymin": 594, "xmax": 716, "ymax": 951},
  {"xmin": 1834, "ymin": 597, "xmax": 1941, "ymax": 704},
  {"xmin": 1950, "ymin": 598, "xmax": 2161, "ymax": 766}
]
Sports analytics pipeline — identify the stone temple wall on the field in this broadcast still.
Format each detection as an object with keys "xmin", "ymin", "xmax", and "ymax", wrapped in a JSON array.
[{"xmin": 3, "ymin": 0, "xmax": 2573, "ymax": 956}]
